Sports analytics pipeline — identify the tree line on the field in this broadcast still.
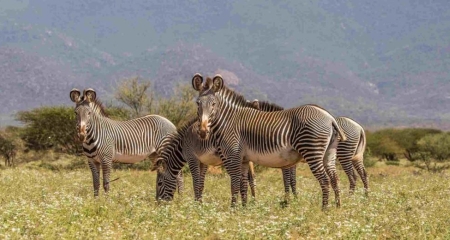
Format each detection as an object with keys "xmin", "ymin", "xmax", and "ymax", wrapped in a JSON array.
[{"xmin": 0, "ymin": 77, "xmax": 449, "ymax": 172}]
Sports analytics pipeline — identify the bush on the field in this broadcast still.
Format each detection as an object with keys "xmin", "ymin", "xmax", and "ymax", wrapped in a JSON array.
[{"xmin": 16, "ymin": 106, "xmax": 81, "ymax": 153}]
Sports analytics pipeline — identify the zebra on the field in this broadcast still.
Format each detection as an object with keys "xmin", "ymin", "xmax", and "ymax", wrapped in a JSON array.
[
  {"xmin": 336, "ymin": 116, "xmax": 368, "ymax": 195},
  {"xmin": 69, "ymin": 88, "xmax": 183, "ymax": 197},
  {"xmin": 251, "ymin": 100, "xmax": 368, "ymax": 198},
  {"xmin": 151, "ymin": 118, "xmax": 258, "ymax": 202},
  {"xmin": 190, "ymin": 74, "xmax": 346, "ymax": 208}
]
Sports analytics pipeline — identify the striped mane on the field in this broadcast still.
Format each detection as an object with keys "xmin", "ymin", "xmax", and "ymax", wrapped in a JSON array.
[
  {"xmin": 217, "ymin": 85, "xmax": 256, "ymax": 109},
  {"xmin": 256, "ymin": 100, "xmax": 284, "ymax": 111},
  {"xmin": 85, "ymin": 99, "xmax": 108, "ymax": 117},
  {"xmin": 159, "ymin": 117, "xmax": 198, "ymax": 156}
]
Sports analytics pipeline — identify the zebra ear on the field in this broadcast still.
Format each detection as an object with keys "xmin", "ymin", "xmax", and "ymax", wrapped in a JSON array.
[
  {"xmin": 70, "ymin": 88, "xmax": 81, "ymax": 103},
  {"xmin": 212, "ymin": 74, "xmax": 224, "ymax": 92},
  {"xmin": 83, "ymin": 88, "xmax": 96, "ymax": 103},
  {"xmin": 192, "ymin": 73, "xmax": 203, "ymax": 91},
  {"xmin": 251, "ymin": 99, "xmax": 260, "ymax": 110}
]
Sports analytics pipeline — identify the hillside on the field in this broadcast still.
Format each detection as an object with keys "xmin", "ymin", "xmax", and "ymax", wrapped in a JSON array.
[{"xmin": 1, "ymin": 0, "xmax": 450, "ymax": 129}]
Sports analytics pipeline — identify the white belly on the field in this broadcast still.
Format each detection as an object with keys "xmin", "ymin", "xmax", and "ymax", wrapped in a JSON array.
[
  {"xmin": 114, "ymin": 153, "xmax": 148, "ymax": 164},
  {"xmin": 246, "ymin": 147, "xmax": 303, "ymax": 168},
  {"xmin": 196, "ymin": 152, "xmax": 223, "ymax": 166}
]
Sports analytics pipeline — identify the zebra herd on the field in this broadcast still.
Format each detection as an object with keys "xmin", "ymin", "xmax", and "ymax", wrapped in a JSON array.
[{"xmin": 70, "ymin": 73, "xmax": 368, "ymax": 210}]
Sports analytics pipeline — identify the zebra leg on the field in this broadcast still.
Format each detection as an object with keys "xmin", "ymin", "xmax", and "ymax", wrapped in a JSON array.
[
  {"xmin": 198, "ymin": 163, "xmax": 208, "ymax": 201},
  {"xmin": 88, "ymin": 158, "xmax": 101, "ymax": 197},
  {"xmin": 187, "ymin": 158, "xmax": 203, "ymax": 201},
  {"xmin": 240, "ymin": 162, "xmax": 250, "ymax": 206},
  {"xmin": 289, "ymin": 166, "xmax": 298, "ymax": 197},
  {"xmin": 101, "ymin": 154, "xmax": 113, "ymax": 195},
  {"xmin": 218, "ymin": 147, "xmax": 242, "ymax": 207},
  {"xmin": 281, "ymin": 168, "xmax": 291, "ymax": 202},
  {"xmin": 247, "ymin": 163, "xmax": 256, "ymax": 199},
  {"xmin": 353, "ymin": 159, "xmax": 369, "ymax": 196},
  {"xmin": 324, "ymin": 137, "xmax": 341, "ymax": 208},
  {"xmin": 339, "ymin": 157, "xmax": 357, "ymax": 194},
  {"xmin": 306, "ymin": 160, "xmax": 330, "ymax": 209},
  {"xmin": 176, "ymin": 171, "xmax": 184, "ymax": 196}
]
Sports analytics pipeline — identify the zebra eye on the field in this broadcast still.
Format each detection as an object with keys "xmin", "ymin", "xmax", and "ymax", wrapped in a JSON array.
[{"xmin": 211, "ymin": 102, "xmax": 216, "ymax": 107}]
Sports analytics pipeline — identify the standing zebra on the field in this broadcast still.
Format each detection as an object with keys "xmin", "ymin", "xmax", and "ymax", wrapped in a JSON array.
[
  {"xmin": 252, "ymin": 100, "xmax": 368, "ymax": 198},
  {"xmin": 69, "ymin": 88, "xmax": 183, "ymax": 197},
  {"xmin": 190, "ymin": 74, "xmax": 345, "ymax": 208},
  {"xmin": 336, "ymin": 117, "xmax": 368, "ymax": 195}
]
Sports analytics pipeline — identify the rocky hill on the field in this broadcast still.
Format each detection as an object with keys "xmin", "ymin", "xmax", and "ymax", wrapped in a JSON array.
[{"xmin": 1, "ymin": 0, "xmax": 449, "ymax": 129}]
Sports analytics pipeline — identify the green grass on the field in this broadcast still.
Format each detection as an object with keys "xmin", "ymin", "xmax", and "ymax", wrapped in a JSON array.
[{"xmin": 0, "ymin": 163, "xmax": 449, "ymax": 239}]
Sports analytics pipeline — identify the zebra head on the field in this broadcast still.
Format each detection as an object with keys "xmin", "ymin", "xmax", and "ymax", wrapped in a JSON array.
[
  {"xmin": 152, "ymin": 157, "xmax": 176, "ymax": 202},
  {"xmin": 69, "ymin": 88, "xmax": 96, "ymax": 142},
  {"xmin": 192, "ymin": 73, "xmax": 224, "ymax": 140}
]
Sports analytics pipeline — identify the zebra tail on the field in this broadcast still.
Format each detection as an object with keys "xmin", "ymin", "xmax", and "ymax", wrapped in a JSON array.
[
  {"xmin": 353, "ymin": 129, "xmax": 366, "ymax": 161},
  {"xmin": 332, "ymin": 118, "xmax": 347, "ymax": 142}
]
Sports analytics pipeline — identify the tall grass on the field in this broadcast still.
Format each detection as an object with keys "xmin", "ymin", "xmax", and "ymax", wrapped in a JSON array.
[{"xmin": 0, "ymin": 163, "xmax": 449, "ymax": 239}]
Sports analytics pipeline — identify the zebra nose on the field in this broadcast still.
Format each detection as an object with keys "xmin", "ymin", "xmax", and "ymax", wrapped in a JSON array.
[{"xmin": 198, "ymin": 129, "xmax": 207, "ymax": 139}]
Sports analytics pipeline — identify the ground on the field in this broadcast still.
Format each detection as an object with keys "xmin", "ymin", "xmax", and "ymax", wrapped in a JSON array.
[{"xmin": 0, "ymin": 161, "xmax": 449, "ymax": 239}]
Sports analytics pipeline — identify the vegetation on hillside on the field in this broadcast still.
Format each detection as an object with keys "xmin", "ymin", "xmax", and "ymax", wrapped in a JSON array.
[{"xmin": 0, "ymin": 76, "xmax": 449, "ymax": 172}]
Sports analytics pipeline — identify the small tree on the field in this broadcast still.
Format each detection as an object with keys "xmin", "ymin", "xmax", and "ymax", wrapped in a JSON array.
[
  {"xmin": 366, "ymin": 131, "xmax": 403, "ymax": 161},
  {"xmin": 416, "ymin": 133, "xmax": 450, "ymax": 172},
  {"xmin": 156, "ymin": 83, "xmax": 197, "ymax": 127},
  {"xmin": 0, "ymin": 134, "xmax": 17, "ymax": 167},
  {"xmin": 16, "ymin": 106, "xmax": 80, "ymax": 153},
  {"xmin": 390, "ymin": 128, "xmax": 441, "ymax": 161},
  {"xmin": 115, "ymin": 76, "xmax": 153, "ymax": 118}
]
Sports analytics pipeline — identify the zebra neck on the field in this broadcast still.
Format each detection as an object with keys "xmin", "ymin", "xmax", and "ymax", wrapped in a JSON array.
[{"xmin": 85, "ymin": 114, "xmax": 111, "ymax": 144}]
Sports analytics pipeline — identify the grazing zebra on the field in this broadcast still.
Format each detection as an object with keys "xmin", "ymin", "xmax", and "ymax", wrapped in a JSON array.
[
  {"xmin": 252, "ymin": 100, "xmax": 368, "ymax": 198},
  {"xmin": 151, "ymin": 119, "xmax": 259, "ymax": 202},
  {"xmin": 189, "ymin": 74, "xmax": 346, "ymax": 208},
  {"xmin": 69, "ymin": 88, "xmax": 183, "ymax": 197}
]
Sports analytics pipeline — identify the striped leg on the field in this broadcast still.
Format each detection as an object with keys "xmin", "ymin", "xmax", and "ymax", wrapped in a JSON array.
[
  {"xmin": 240, "ymin": 162, "xmax": 250, "ymax": 206},
  {"xmin": 101, "ymin": 155, "xmax": 113, "ymax": 195},
  {"xmin": 176, "ymin": 171, "xmax": 184, "ymax": 195},
  {"xmin": 88, "ymin": 158, "xmax": 101, "ymax": 197},
  {"xmin": 289, "ymin": 166, "xmax": 297, "ymax": 196},
  {"xmin": 339, "ymin": 157, "xmax": 357, "ymax": 194},
  {"xmin": 248, "ymin": 165, "xmax": 256, "ymax": 199},
  {"xmin": 188, "ymin": 159, "xmax": 203, "ymax": 201},
  {"xmin": 353, "ymin": 160, "xmax": 369, "ymax": 196},
  {"xmin": 198, "ymin": 163, "xmax": 208, "ymax": 200},
  {"xmin": 219, "ymin": 147, "xmax": 242, "ymax": 207},
  {"xmin": 324, "ymin": 137, "xmax": 341, "ymax": 208},
  {"xmin": 282, "ymin": 168, "xmax": 292, "ymax": 202}
]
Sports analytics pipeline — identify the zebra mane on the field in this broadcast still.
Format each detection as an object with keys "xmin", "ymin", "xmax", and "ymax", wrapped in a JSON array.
[
  {"xmin": 256, "ymin": 100, "xmax": 284, "ymax": 111},
  {"xmin": 161, "ymin": 117, "xmax": 198, "ymax": 152},
  {"xmin": 217, "ymin": 85, "xmax": 255, "ymax": 109},
  {"xmin": 80, "ymin": 98, "xmax": 108, "ymax": 117},
  {"xmin": 176, "ymin": 117, "xmax": 199, "ymax": 137}
]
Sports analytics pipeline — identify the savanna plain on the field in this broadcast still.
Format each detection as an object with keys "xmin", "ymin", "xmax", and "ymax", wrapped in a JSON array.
[{"xmin": 1, "ymin": 159, "xmax": 449, "ymax": 239}]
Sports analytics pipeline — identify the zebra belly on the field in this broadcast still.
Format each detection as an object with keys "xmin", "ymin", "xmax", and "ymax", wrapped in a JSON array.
[
  {"xmin": 246, "ymin": 148, "xmax": 303, "ymax": 168},
  {"xmin": 114, "ymin": 153, "xmax": 149, "ymax": 164},
  {"xmin": 196, "ymin": 152, "xmax": 223, "ymax": 166}
]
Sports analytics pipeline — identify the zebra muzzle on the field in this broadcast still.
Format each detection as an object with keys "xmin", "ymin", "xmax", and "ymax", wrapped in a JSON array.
[{"xmin": 197, "ymin": 129, "xmax": 210, "ymax": 139}]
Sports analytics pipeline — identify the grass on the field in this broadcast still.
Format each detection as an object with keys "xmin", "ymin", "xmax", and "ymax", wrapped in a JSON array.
[{"xmin": 0, "ymin": 161, "xmax": 450, "ymax": 239}]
